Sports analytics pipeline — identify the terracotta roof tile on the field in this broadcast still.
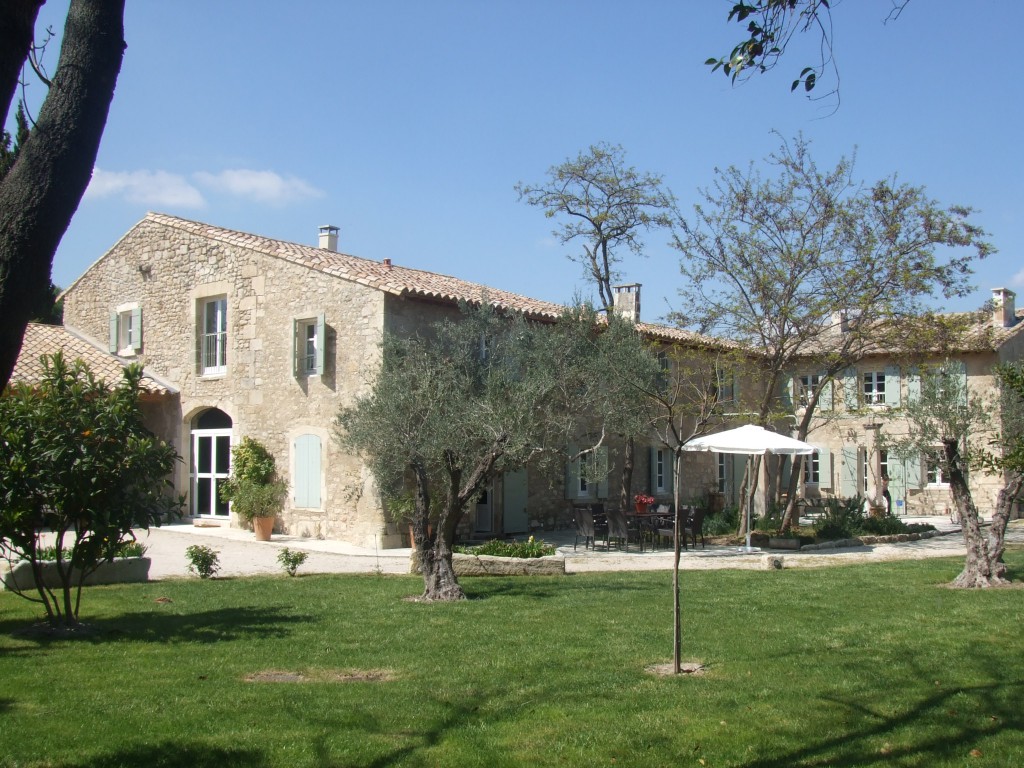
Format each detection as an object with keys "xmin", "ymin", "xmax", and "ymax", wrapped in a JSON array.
[
  {"xmin": 145, "ymin": 212, "xmax": 568, "ymax": 320},
  {"xmin": 10, "ymin": 323, "xmax": 175, "ymax": 395}
]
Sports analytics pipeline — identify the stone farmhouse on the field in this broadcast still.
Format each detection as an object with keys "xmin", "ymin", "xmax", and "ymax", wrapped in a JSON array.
[
  {"xmin": 783, "ymin": 289, "xmax": 1024, "ymax": 519},
  {"xmin": 35, "ymin": 213, "xmax": 732, "ymax": 547},
  {"xmin": 12, "ymin": 213, "xmax": 1022, "ymax": 545}
]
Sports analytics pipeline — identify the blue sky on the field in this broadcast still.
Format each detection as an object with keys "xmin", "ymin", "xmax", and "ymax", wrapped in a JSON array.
[{"xmin": 21, "ymin": 1, "xmax": 1024, "ymax": 323}]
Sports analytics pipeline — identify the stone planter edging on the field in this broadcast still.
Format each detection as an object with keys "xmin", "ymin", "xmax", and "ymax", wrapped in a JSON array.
[
  {"xmin": 1, "ymin": 557, "xmax": 152, "ymax": 592},
  {"xmin": 800, "ymin": 529, "xmax": 945, "ymax": 551}
]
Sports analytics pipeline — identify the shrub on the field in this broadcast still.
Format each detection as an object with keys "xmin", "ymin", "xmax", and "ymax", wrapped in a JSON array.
[
  {"xmin": 814, "ymin": 496, "xmax": 865, "ymax": 541},
  {"xmin": 185, "ymin": 545, "xmax": 220, "ymax": 579},
  {"xmin": 219, "ymin": 437, "xmax": 286, "ymax": 522},
  {"xmin": 704, "ymin": 506, "xmax": 739, "ymax": 536},
  {"xmin": 277, "ymin": 547, "xmax": 308, "ymax": 577},
  {"xmin": 454, "ymin": 536, "xmax": 555, "ymax": 558}
]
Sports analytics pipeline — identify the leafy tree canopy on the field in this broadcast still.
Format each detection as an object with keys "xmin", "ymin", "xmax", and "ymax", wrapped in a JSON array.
[{"xmin": 0, "ymin": 353, "xmax": 182, "ymax": 628}]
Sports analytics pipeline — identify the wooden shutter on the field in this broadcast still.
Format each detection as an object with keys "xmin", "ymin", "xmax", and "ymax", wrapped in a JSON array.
[
  {"xmin": 907, "ymin": 367, "xmax": 921, "ymax": 403},
  {"xmin": 819, "ymin": 375, "xmax": 833, "ymax": 411},
  {"xmin": 315, "ymin": 313, "xmax": 326, "ymax": 375},
  {"xmin": 843, "ymin": 368, "xmax": 859, "ymax": 411},
  {"xmin": 131, "ymin": 307, "xmax": 143, "ymax": 352},
  {"xmin": 109, "ymin": 311, "xmax": 118, "ymax": 353},
  {"xmin": 839, "ymin": 446, "xmax": 859, "ymax": 497},
  {"xmin": 884, "ymin": 364, "xmax": 901, "ymax": 406},
  {"xmin": 781, "ymin": 375, "xmax": 794, "ymax": 410},
  {"xmin": 293, "ymin": 434, "xmax": 321, "ymax": 508},
  {"xmin": 817, "ymin": 448, "xmax": 832, "ymax": 489}
]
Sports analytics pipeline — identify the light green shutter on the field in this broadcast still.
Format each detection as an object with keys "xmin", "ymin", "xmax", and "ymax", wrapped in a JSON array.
[
  {"xmin": 884, "ymin": 364, "xmax": 901, "ymax": 406},
  {"xmin": 907, "ymin": 367, "xmax": 921, "ymax": 403},
  {"xmin": 817, "ymin": 448, "xmax": 832, "ymax": 489},
  {"xmin": 293, "ymin": 434, "xmax": 321, "ymax": 508},
  {"xmin": 315, "ymin": 313, "xmax": 326, "ymax": 375},
  {"xmin": 946, "ymin": 359, "xmax": 968, "ymax": 404},
  {"xmin": 131, "ymin": 307, "xmax": 143, "ymax": 352},
  {"xmin": 781, "ymin": 375, "xmax": 794, "ymax": 410},
  {"xmin": 109, "ymin": 311, "xmax": 119, "ymax": 353},
  {"xmin": 819, "ymin": 375, "xmax": 833, "ymax": 411},
  {"xmin": 293, "ymin": 318, "xmax": 301, "ymax": 377},
  {"xmin": 843, "ymin": 368, "xmax": 859, "ymax": 411},
  {"xmin": 887, "ymin": 457, "xmax": 907, "ymax": 511},
  {"xmin": 839, "ymin": 446, "xmax": 859, "ymax": 497}
]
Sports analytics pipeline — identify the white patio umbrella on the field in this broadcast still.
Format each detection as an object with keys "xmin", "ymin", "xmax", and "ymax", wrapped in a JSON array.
[{"xmin": 682, "ymin": 425, "xmax": 815, "ymax": 551}]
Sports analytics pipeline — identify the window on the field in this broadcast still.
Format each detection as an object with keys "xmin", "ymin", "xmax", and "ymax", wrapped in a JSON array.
[
  {"xmin": 200, "ymin": 297, "xmax": 228, "ymax": 375},
  {"xmin": 718, "ymin": 454, "xmax": 727, "ymax": 493},
  {"xmin": 577, "ymin": 455, "xmax": 589, "ymax": 497},
  {"xmin": 294, "ymin": 315, "xmax": 325, "ymax": 376},
  {"xmin": 863, "ymin": 371, "xmax": 886, "ymax": 405},
  {"xmin": 798, "ymin": 373, "xmax": 820, "ymax": 407},
  {"xmin": 717, "ymin": 370, "xmax": 736, "ymax": 404},
  {"xmin": 109, "ymin": 306, "xmax": 142, "ymax": 355},
  {"xmin": 803, "ymin": 451, "xmax": 820, "ymax": 485},
  {"xmin": 925, "ymin": 451, "xmax": 949, "ymax": 486},
  {"xmin": 863, "ymin": 450, "xmax": 888, "ymax": 492},
  {"xmin": 654, "ymin": 448, "xmax": 666, "ymax": 492}
]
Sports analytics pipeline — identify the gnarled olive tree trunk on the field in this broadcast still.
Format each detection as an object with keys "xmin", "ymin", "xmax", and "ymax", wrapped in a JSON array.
[
  {"xmin": 945, "ymin": 438, "xmax": 1002, "ymax": 588},
  {"xmin": 987, "ymin": 472, "xmax": 1022, "ymax": 582}
]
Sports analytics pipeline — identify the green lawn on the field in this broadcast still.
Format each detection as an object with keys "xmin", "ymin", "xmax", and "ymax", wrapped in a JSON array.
[{"xmin": 1, "ymin": 552, "xmax": 1022, "ymax": 767}]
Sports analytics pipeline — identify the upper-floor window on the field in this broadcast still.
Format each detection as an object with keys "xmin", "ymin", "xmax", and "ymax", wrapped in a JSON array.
[
  {"xmin": 798, "ymin": 373, "xmax": 820, "ymax": 407},
  {"xmin": 109, "ymin": 306, "xmax": 142, "ymax": 356},
  {"xmin": 717, "ymin": 370, "xmax": 736, "ymax": 405},
  {"xmin": 863, "ymin": 371, "xmax": 886, "ymax": 405},
  {"xmin": 863, "ymin": 449, "xmax": 889, "ymax": 492},
  {"xmin": 294, "ymin": 315, "xmax": 325, "ymax": 377},
  {"xmin": 200, "ymin": 297, "xmax": 228, "ymax": 375}
]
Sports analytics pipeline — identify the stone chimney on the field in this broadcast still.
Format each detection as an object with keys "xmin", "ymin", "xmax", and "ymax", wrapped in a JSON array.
[
  {"xmin": 612, "ymin": 283, "xmax": 641, "ymax": 323},
  {"xmin": 992, "ymin": 287, "xmax": 1016, "ymax": 328},
  {"xmin": 318, "ymin": 225, "xmax": 339, "ymax": 252}
]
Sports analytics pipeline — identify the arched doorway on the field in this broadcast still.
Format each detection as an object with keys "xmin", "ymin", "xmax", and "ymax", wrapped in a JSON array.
[{"xmin": 191, "ymin": 408, "xmax": 232, "ymax": 518}]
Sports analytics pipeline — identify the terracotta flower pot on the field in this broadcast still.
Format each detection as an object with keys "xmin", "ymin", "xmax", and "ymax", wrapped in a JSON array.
[{"xmin": 252, "ymin": 516, "xmax": 275, "ymax": 541}]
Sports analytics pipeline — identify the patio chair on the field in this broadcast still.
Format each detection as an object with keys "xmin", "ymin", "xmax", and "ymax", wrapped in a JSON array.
[
  {"xmin": 654, "ymin": 504, "xmax": 682, "ymax": 550},
  {"xmin": 683, "ymin": 507, "xmax": 707, "ymax": 549},
  {"xmin": 605, "ymin": 507, "xmax": 631, "ymax": 551},
  {"xmin": 573, "ymin": 507, "xmax": 597, "ymax": 551}
]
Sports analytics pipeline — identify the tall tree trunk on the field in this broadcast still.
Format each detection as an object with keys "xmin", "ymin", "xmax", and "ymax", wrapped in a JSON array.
[
  {"xmin": 0, "ymin": 1, "xmax": 41, "ymax": 122},
  {"xmin": 944, "ymin": 438, "xmax": 998, "ymax": 588},
  {"xmin": 0, "ymin": 0, "xmax": 125, "ymax": 389},
  {"xmin": 987, "ymin": 472, "xmax": 1022, "ymax": 582},
  {"xmin": 619, "ymin": 435, "xmax": 635, "ymax": 513}
]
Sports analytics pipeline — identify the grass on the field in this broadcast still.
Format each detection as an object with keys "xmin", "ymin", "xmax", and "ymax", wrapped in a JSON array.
[{"xmin": 1, "ymin": 552, "xmax": 1023, "ymax": 767}]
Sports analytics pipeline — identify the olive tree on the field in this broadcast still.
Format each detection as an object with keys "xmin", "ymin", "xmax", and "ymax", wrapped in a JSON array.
[
  {"xmin": 0, "ymin": 353, "xmax": 182, "ymax": 628},
  {"xmin": 336, "ymin": 304, "xmax": 650, "ymax": 601}
]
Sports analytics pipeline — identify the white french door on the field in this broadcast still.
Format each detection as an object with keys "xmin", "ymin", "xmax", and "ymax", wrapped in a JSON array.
[{"xmin": 191, "ymin": 428, "xmax": 232, "ymax": 517}]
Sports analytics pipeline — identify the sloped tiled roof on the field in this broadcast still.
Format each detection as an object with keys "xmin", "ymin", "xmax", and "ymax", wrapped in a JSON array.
[
  {"xmin": 144, "ymin": 212, "xmax": 569, "ymax": 321},
  {"xmin": 10, "ymin": 323, "xmax": 175, "ymax": 395}
]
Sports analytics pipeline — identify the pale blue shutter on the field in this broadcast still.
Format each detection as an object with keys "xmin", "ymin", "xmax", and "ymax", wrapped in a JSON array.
[
  {"xmin": 839, "ymin": 446, "xmax": 859, "ymax": 497},
  {"xmin": 887, "ymin": 457, "xmax": 907, "ymax": 510},
  {"xmin": 315, "ymin": 313, "xmax": 326, "ymax": 375},
  {"xmin": 907, "ymin": 367, "xmax": 921, "ymax": 403},
  {"xmin": 596, "ymin": 446, "xmax": 609, "ymax": 499},
  {"xmin": 292, "ymin": 318, "xmax": 300, "ymax": 377},
  {"xmin": 817, "ymin": 448, "xmax": 832, "ymax": 489},
  {"xmin": 819, "ymin": 375, "xmax": 833, "ymax": 411},
  {"xmin": 649, "ymin": 446, "xmax": 658, "ymax": 492},
  {"xmin": 293, "ymin": 434, "xmax": 321, "ymax": 508},
  {"xmin": 664, "ymin": 449, "xmax": 674, "ymax": 496},
  {"xmin": 843, "ymin": 368, "xmax": 859, "ymax": 411},
  {"xmin": 884, "ymin": 364, "xmax": 901, "ymax": 406},
  {"xmin": 130, "ymin": 307, "xmax": 143, "ymax": 352},
  {"xmin": 907, "ymin": 453, "xmax": 925, "ymax": 491},
  {"xmin": 781, "ymin": 375, "xmax": 794, "ymax": 410},
  {"xmin": 109, "ymin": 312, "xmax": 118, "ymax": 353},
  {"xmin": 780, "ymin": 455, "xmax": 792, "ymax": 490},
  {"xmin": 947, "ymin": 359, "xmax": 968, "ymax": 404}
]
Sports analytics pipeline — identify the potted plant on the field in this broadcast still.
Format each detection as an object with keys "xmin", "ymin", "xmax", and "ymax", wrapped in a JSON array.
[
  {"xmin": 634, "ymin": 493, "xmax": 655, "ymax": 514},
  {"xmin": 219, "ymin": 437, "xmax": 287, "ymax": 541}
]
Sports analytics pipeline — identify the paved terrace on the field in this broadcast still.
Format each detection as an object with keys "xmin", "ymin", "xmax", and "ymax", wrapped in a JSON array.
[{"xmin": 133, "ymin": 517, "xmax": 1024, "ymax": 580}]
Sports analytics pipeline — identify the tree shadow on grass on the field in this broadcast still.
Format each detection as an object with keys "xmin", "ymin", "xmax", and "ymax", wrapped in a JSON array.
[
  {"xmin": 0, "ymin": 605, "xmax": 313, "ymax": 647},
  {"xmin": 737, "ymin": 648, "xmax": 1024, "ymax": 767},
  {"xmin": 68, "ymin": 742, "xmax": 266, "ymax": 768},
  {"xmin": 463, "ymin": 574, "xmax": 651, "ymax": 601}
]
